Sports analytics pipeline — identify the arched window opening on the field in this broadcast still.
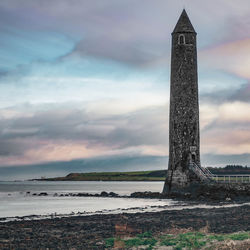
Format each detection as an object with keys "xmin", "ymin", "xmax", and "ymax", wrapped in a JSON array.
[{"xmin": 178, "ymin": 34, "xmax": 185, "ymax": 45}]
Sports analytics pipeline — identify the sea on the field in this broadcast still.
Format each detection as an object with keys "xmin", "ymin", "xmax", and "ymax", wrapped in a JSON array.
[
  {"xmin": 0, "ymin": 181, "xmax": 248, "ymax": 221},
  {"xmin": 0, "ymin": 181, "xmax": 170, "ymax": 220}
]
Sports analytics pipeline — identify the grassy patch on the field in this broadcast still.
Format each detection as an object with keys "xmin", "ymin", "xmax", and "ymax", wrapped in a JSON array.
[
  {"xmin": 104, "ymin": 231, "xmax": 250, "ymax": 249},
  {"xmin": 228, "ymin": 232, "xmax": 249, "ymax": 241},
  {"xmin": 137, "ymin": 231, "xmax": 153, "ymax": 238},
  {"xmin": 105, "ymin": 238, "xmax": 115, "ymax": 248},
  {"xmin": 208, "ymin": 234, "xmax": 226, "ymax": 241},
  {"xmin": 208, "ymin": 232, "xmax": 250, "ymax": 242},
  {"xmin": 124, "ymin": 231, "xmax": 157, "ymax": 248},
  {"xmin": 161, "ymin": 232, "xmax": 207, "ymax": 249}
]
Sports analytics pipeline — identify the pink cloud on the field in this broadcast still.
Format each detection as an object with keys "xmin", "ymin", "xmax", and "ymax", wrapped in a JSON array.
[
  {"xmin": 201, "ymin": 38, "xmax": 250, "ymax": 79},
  {"xmin": 200, "ymin": 101, "xmax": 250, "ymax": 155}
]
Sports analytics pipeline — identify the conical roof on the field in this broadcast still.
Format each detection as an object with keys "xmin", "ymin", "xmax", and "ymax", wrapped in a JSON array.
[{"xmin": 172, "ymin": 9, "xmax": 196, "ymax": 34}]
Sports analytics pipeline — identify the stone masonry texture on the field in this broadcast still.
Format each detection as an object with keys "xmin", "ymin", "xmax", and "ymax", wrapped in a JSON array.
[{"xmin": 163, "ymin": 10, "xmax": 200, "ymax": 193}]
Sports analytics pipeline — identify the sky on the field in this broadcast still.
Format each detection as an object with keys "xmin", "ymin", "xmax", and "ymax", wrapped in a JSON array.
[{"xmin": 0, "ymin": 0, "xmax": 250, "ymax": 179}]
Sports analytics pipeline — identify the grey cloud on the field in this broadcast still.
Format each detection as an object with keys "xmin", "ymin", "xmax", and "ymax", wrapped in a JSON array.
[
  {"xmin": 200, "ymin": 81, "xmax": 250, "ymax": 105},
  {"xmin": 200, "ymin": 90, "xmax": 233, "ymax": 104},
  {"xmin": 107, "ymin": 108, "xmax": 168, "ymax": 148},
  {"xmin": 1, "ymin": 0, "xmax": 249, "ymax": 66},
  {"xmin": 228, "ymin": 82, "xmax": 250, "ymax": 102},
  {"xmin": 0, "ymin": 139, "xmax": 30, "ymax": 156},
  {"xmin": 0, "ymin": 1, "xmax": 176, "ymax": 66},
  {"xmin": 71, "ymin": 35, "xmax": 167, "ymax": 66},
  {"xmin": 0, "ymin": 105, "xmax": 168, "ymax": 157}
]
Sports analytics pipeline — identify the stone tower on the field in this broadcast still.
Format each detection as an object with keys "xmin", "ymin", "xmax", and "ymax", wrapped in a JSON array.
[{"xmin": 163, "ymin": 10, "xmax": 200, "ymax": 193}]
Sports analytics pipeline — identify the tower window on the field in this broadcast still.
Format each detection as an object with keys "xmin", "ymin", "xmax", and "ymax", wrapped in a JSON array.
[{"xmin": 178, "ymin": 34, "xmax": 185, "ymax": 45}]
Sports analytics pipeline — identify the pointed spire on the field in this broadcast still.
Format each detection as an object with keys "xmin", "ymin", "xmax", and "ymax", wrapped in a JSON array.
[{"xmin": 172, "ymin": 9, "xmax": 196, "ymax": 34}]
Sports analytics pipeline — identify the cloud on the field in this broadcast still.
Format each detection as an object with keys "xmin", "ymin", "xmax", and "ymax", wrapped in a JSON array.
[
  {"xmin": 0, "ymin": 0, "xmax": 172, "ymax": 67},
  {"xmin": 0, "ymin": 104, "xmax": 168, "ymax": 144},
  {"xmin": 0, "ymin": 0, "xmax": 249, "ymax": 171},
  {"xmin": 1, "ymin": 99, "xmax": 250, "ymax": 166},
  {"xmin": 70, "ymin": 35, "xmax": 166, "ymax": 66},
  {"xmin": 201, "ymin": 101, "xmax": 250, "ymax": 155},
  {"xmin": 200, "ymin": 38, "xmax": 250, "ymax": 79},
  {"xmin": 200, "ymin": 101, "xmax": 250, "ymax": 131},
  {"xmin": 0, "ymin": 99, "xmax": 249, "ymax": 167},
  {"xmin": 0, "ymin": 0, "xmax": 249, "ymax": 68},
  {"xmin": 0, "ymin": 139, "xmax": 29, "ymax": 156},
  {"xmin": 217, "ymin": 101, "xmax": 250, "ymax": 123},
  {"xmin": 202, "ymin": 128, "xmax": 250, "ymax": 155},
  {"xmin": 229, "ymin": 82, "xmax": 250, "ymax": 102},
  {"xmin": 0, "ymin": 103, "xmax": 168, "ymax": 165}
]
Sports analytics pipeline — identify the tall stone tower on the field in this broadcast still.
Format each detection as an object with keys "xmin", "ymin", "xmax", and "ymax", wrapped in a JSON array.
[{"xmin": 163, "ymin": 10, "xmax": 200, "ymax": 193}]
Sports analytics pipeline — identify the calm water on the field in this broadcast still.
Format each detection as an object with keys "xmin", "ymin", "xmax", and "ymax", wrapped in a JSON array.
[
  {"xmin": 0, "ymin": 181, "xmax": 172, "ymax": 219},
  {"xmin": 0, "ymin": 180, "xmax": 164, "ymax": 195},
  {"xmin": 1, "ymin": 181, "xmax": 248, "ymax": 220}
]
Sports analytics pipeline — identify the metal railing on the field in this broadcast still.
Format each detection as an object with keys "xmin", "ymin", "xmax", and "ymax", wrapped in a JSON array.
[
  {"xmin": 189, "ymin": 162, "xmax": 250, "ymax": 183},
  {"xmin": 202, "ymin": 166, "xmax": 214, "ymax": 179},
  {"xmin": 189, "ymin": 162, "xmax": 213, "ymax": 182},
  {"xmin": 212, "ymin": 175, "xmax": 250, "ymax": 183}
]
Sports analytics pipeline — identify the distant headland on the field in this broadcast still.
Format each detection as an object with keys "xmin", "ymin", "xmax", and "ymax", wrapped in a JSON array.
[{"xmin": 34, "ymin": 165, "xmax": 249, "ymax": 181}]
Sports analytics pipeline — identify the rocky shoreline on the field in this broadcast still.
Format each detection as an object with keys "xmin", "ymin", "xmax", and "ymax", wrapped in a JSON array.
[
  {"xmin": 0, "ymin": 204, "xmax": 249, "ymax": 249},
  {"xmin": 1, "ymin": 183, "xmax": 249, "ymax": 249},
  {"xmin": 22, "ymin": 181, "xmax": 250, "ymax": 203}
]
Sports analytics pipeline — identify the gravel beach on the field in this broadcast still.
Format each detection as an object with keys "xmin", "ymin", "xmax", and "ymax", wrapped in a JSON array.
[{"xmin": 0, "ymin": 204, "xmax": 249, "ymax": 249}]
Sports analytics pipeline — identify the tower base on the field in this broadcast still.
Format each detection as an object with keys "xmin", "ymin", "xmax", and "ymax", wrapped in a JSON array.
[{"xmin": 162, "ymin": 165, "xmax": 209, "ymax": 194}]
